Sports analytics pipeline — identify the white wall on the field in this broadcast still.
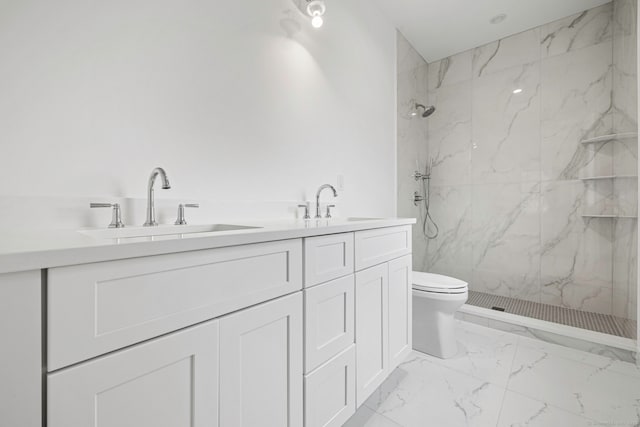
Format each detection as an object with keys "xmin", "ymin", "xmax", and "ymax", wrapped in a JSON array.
[{"xmin": 0, "ymin": 0, "xmax": 397, "ymax": 223}]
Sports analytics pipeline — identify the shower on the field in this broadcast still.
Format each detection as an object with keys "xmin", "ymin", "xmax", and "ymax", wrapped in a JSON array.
[
  {"xmin": 408, "ymin": 100, "xmax": 439, "ymax": 239},
  {"xmin": 413, "ymin": 158, "xmax": 439, "ymax": 239}
]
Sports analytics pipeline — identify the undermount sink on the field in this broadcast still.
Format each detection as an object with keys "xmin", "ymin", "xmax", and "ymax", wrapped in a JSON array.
[
  {"xmin": 343, "ymin": 217, "xmax": 383, "ymax": 221},
  {"xmin": 79, "ymin": 224, "xmax": 261, "ymax": 240}
]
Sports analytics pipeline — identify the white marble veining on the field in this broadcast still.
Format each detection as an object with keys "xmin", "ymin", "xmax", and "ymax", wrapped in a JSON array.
[
  {"xmin": 509, "ymin": 336, "xmax": 640, "ymax": 425},
  {"xmin": 540, "ymin": 180, "xmax": 614, "ymax": 314},
  {"xmin": 424, "ymin": 185, "xmax": 473, "ymax": 283},
  {"xmin": 497, "ymin": 390, "xmax": 595, "ymax": 427},
  {"xmin": 471, "ymin": 182, "xmax": 541, "ymax": 302},
  {"xmin": 428, "ymin": 50, "xmax": 472, "ymax": 91},
  {"xmin": 613, "ymin": 219, "xmax": 638, "ymax": 321},
  {"xmin": 472, "ymin": 29, "xmax": 540, "ymax": 78},
  {"xmin": 346, "ymin": 321, "xmax": 640, "ymax": 427},
  {"xmin": 457, "ymin": 309, "xmax": 637, "ymax": 363},
  {"xmin": 396, "ymin": 31, "xmax": 429, "ymax": 272},
  {"xmin": 540, "ymin": 40, "xmax": 613, "ymax": 182},
  {"xmin": 541, "ymin": 3, "xmax": 613, "ymax": 58},
  {"xmin": 471, "ymin": 62, "xmax": 541, "ymax": 184},
  {"xmin": 427, "ymin": 82, "xmax": 472, "ymax": 187}
]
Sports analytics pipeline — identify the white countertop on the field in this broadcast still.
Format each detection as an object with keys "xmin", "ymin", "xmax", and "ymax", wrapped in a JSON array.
[{"xmin": 0, "ymin": 217, "xmax": 416, "ymax": 274}]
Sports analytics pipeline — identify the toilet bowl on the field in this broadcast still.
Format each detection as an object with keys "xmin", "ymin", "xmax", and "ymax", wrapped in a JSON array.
[{"xmin": 412, "ymin": 272, "xmax": 468, "ymax": 359}]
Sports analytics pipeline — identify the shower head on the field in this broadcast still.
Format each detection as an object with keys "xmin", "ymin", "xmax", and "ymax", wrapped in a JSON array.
[
  {"xmin": 421, "ymin": 105, "xmax": 436, "ymax": 118},
  {"xmin": 410, "ymin": 103, "xmax": 436, "ymax": 118}
]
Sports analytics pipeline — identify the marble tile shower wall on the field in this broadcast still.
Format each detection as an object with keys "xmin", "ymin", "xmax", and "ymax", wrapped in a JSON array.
[
  {"xmin": 422, "ymin": 1, "xmax": 638, "ymax": 322},
  {"xmin": 396, "ymin": 31, "xmax": 430, "ymax": 270}
]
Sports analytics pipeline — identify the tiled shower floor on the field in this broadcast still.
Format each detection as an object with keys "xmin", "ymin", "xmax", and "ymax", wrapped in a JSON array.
[{"xmin": 467, "ymin": 290, "xmax": 636, "ymax": 339}]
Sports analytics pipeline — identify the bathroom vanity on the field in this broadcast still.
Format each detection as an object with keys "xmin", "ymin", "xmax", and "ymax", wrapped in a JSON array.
[{"xmin": 0, "ymin": 218, "xmax": 414, "ymax": 427}]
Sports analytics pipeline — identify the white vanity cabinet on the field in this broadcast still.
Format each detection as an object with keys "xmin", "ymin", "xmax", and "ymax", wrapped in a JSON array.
[
  {"xmin": 303, "ymin": 225, "xmax": 413, "ymax": 423},
  {"xmin": 219, "ymin": 292, "xmax": 303, "ymax": 427},
  {"xmin": 303, "ymin": 233, "xmax": 358, "ymax": 427},
  {"xmin": 354, "ymin": 226, "xmax": 412, "ymax": 407},
  {"xmin": 0, "ymin": 221, "xmax": 414, "ymax": 427},
  {"xmin": 48, "ymin": 320, "xmax": 220, "ymax": 427}
]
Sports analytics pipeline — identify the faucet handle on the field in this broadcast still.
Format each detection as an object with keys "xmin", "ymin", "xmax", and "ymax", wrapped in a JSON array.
[
  {"xmin": 90, "ymin": 203, "xmax": 125, "ymax": 228},
  {"xmin": 175, "ymin": 203, "xmax": 199, "ymax": 225},
  {"xmin": 297, "ymin": 203, "xmax": 311, "ymax": 220},
  {"xmin": 325, "ymin": 204, "xmax": 336, "ymax": 219}
]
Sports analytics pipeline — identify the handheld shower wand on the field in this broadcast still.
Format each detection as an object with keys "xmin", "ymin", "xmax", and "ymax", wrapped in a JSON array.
[{"xmin": 413, "ymin": 158, "xmax": 439, "ymax": 239}]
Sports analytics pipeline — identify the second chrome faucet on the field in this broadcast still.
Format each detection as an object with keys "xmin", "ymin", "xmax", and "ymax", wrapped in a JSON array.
[{"xmin": 315, "ymin": 184, "xmax": 338, "ymax": 219}]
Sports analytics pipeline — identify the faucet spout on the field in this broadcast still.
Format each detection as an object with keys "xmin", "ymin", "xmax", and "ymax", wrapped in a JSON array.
[
  {"xmin": 144, "ymin": 167, "xmax": 171, "ymax": 226},
  {"xmin": 315, "ymin": 184, "xmax": 338, "ymax": 219}
]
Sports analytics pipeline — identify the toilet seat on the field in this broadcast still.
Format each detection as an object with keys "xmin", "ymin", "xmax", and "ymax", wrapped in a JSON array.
[{"xmin": 412, "ymin": 272, "xmax": 468, "ymax": 294}]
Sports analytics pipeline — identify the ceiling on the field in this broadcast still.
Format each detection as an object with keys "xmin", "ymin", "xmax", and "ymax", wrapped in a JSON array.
[{"xmin": 373, "ymin": 0, "xmax": 612, "ymax": 62}]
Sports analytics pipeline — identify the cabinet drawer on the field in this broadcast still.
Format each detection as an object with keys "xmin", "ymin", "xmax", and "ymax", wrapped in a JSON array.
[
  {"xmin": 354, "ymin": 226, "xmax": 411, "ymax": 271},
  {"xmin": 48, "ymin": 320, "xmax": 219, "ymax": 427},
  {"xmin": 48, "ymin": 239, "xmax": 302, "ymax": 371},
  {"xmin": 304, "ymin": 345, "xmax": 356, "ymax": 427},
  {"xmin": 304, "ymin": 233, "xmax": 354, "ymax": 287},
  {"xmin": 304, "ymin": 275, "xmax": 354, "ymax": 373}
]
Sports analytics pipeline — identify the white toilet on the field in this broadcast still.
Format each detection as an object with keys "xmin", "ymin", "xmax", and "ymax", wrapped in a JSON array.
[{"xmin": 412, "ymin": 271, "xmax": 468, "ymax": 359}]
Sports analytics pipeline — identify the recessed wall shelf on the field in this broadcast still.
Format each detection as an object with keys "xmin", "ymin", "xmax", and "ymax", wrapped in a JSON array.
[
  {"xmin": 580, "ymin": 133, "xmax": 638, "ymax": 145},
  {"xmin": 581, "ymin": 214, "xmax": 638, "ymax": 219},
  {"xmin": 579, "ymin": 175, "xmax": 638, "ymax": 181}
]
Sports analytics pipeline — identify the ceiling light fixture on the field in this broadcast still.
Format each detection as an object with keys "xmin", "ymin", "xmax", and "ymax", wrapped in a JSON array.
[
  {"xmin": 513, "ymin": 88, "xmax": 523, "ymax": 94},
  {"xmin": 490, "ymin": 13, "xmax": 507, "ymax": 25},
  {"xmin": 306, "ymin": 0, "xmax": 326, "ymax": 28}
]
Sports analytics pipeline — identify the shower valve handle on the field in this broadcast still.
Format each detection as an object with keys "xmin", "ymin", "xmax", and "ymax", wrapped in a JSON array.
[{"xmin": 413, "ymin": 192, "xmax": 424, "ymax": 206}]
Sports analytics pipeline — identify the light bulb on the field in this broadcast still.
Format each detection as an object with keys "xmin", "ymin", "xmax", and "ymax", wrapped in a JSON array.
[
  {"xmin": 311, "ymin": 15, "xmax": 324, "ymax": 28},
  {"xmin": 306, "ymin": 0, "xmax": 326, "ymax": 29}
]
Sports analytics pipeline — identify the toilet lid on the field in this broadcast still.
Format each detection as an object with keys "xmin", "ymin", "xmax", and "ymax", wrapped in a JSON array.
[{"xmin": 412, "ymin": 272, "xmax": 468, "ymax": 294}]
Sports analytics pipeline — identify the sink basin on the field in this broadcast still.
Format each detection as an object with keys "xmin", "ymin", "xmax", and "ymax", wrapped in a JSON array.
[
  {"xmin": 79, "ymin": 224, "xmax": 261, "ymax": 240},
  {"xmin": 343, "ymin": 217, "xmax": 383, "ymax": 221}
]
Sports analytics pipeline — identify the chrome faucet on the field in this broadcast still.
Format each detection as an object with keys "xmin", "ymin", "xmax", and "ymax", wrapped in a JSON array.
[
  {"xmin": 143, "ymin": 167, "xmax": 171, "ymax": 226},
  {"xmin": 315, "ymin": 184, "xmax": 338, "ymax": 219}
]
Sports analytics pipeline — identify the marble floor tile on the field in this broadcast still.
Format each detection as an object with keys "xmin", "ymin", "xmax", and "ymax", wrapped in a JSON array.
[
  {"xmin": 344, "ymin": 406, "xmax": 402, "ymax": 427},
  {"xmin": 365, "ymin": 352, "xmax": 506, "ymax": 427},
  {"xmin": 414, "ymin": 321, "xmax": 518, "ymax": 387},
  {"xmin": 496, "ymin": 390, "xmax": 596, "ymax": 427},
  {"xmin": 348, "ymin": 321, "xmax": 640, "ymax": 427},
  {"xmin": 508, "ymin": 337, "xmax": 640, "ymax": 425}
]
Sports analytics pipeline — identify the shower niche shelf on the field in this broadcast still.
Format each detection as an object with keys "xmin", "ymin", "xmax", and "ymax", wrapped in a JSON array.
[
  {"xmin": 579, "ymin": 175, "xmax": 638, "ymax": 181},
  {"xmin": 581, "ymin": 214, "xmax": 637, "ymax": 219},
  {"xmin": 580, "ymin": 132, "xmax": 638, "ymax": 145}
]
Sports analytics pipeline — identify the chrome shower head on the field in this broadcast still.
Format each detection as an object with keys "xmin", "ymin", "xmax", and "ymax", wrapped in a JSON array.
[
  {"xmin": 410, "ymin": 103, "xmax": 436, "ymax": 118},
  {"xmin": 421, "ymin": 105, "xmax": 436, "ymax": 118}
]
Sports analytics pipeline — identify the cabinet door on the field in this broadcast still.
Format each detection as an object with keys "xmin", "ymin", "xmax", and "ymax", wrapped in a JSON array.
[
  {"xmin": 388, "ymin": 255, "xmax": 412, "ymax": 370},
  {"xmin": 48, "ymin": 320, "xmax": 219, "ymax": 427},
  {"xmin": 219, "ymin": 292, "xmax": 303, "ymax": 427},
  {"xmin": 304, "ymin": 345, "xmax": 356, "ymax": 427},
  {"xmin": 355, "ymin": 263, "xmax": 389, "ymax": 407},
  {"xmin": 305, "ymin": 275, "xmax": 355, "ymax": 373}
]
